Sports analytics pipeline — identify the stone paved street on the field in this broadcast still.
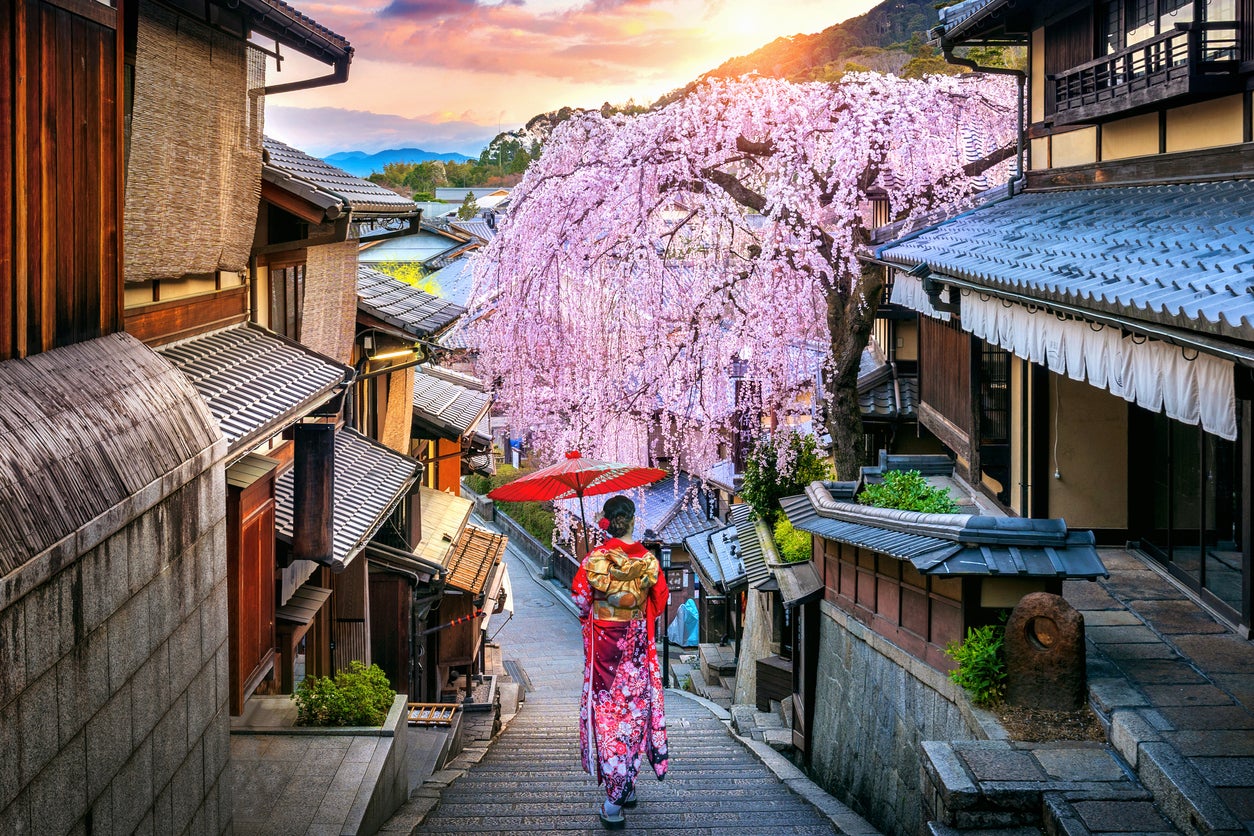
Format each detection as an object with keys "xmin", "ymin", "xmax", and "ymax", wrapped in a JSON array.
[{"xmin": 409, "ymin": 531, "xmax": 875, "ymax": 835}]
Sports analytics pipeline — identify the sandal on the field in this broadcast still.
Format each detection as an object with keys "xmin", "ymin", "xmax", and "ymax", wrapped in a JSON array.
[{"xmin": 598, "ymin": 800, "xmax": 626, "ymax": 830}]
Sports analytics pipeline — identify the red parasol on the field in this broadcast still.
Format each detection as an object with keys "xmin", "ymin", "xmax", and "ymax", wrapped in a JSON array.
[{"xmin": 487, "ymin": 451, "xmax": 666, "ymax": 554}]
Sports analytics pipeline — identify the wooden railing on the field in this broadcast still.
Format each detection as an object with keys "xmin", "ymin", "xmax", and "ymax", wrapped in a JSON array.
[{"xmin": 1049, "ymin": 22, "xmax": 1241, "ymax": 124}]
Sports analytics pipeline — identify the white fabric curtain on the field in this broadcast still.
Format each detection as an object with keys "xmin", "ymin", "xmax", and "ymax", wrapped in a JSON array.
[
  {"xmin": 962, "ymin": 290, "xmax": 1236, "ymax": 440},
  {"xmin": 889, "ymin": 272, "xmax": 1237, "ymax": 440}
]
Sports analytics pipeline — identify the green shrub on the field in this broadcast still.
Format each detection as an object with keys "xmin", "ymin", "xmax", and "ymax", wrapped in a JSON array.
[
  {"xmin": 741, "ymin": 432, "xmax": 834, "ymax": 525},
  {"xmin": 858, "ymin": 469, "xmax": 958, "ymax": 514},
  {"xmin": 944, "ymin": 625, "xmax": 1006, "ymax": 706},
  {"xmin": 773, "ymin": 518, "xmax": 812, "ymax": 564},
  {"xmin": 468, "ymin": 464, "xmax": 556, "ymax": 543},
  {"xmin": 293, "ymin": 661, "xmax": 396, "ymax": 727}
]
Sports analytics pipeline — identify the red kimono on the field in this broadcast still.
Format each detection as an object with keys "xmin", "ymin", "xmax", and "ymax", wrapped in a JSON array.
[{"xmin": 572, "ymin": 538, "xmax": 669, "ymax": 804}]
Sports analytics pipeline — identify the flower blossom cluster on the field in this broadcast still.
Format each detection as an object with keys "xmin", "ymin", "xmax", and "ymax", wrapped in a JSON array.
[{"xmin": 470, "ymin": 73, "xmax": 1015, "ymax": 472}]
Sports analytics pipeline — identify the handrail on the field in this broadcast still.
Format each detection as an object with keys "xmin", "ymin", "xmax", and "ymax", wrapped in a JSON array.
[{"xmin": 1047, "ymin": 20, "xmax": 1241, "ymax": 116}]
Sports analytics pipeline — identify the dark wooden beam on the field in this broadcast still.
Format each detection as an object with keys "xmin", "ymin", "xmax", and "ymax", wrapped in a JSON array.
[
  {"xmin": 1027, "ymin": 142, "xmax": 1254, "ymax": 189},
  {"xmin": 124, "ymin": 285, "xmax": 248, "ymax": 346}
]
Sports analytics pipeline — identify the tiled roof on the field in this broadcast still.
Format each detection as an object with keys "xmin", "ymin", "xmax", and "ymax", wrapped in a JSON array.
[
  {"xmin": 448, "ymin": 219, "xmax": 497, "ymax": 243},
  {"xmin": 684, "ymin": 523, "xmax": 742, "ymax": 592},
  {"xmin": 357, "ymin": 265, "xmax": 465, "ymax": 338},
  {"xmin": 274, "ymin": 428, "xmax": 422, "ymax": 572},
  {"xmin": 243, "ymin": 0, "xmax": 351, "ymax": 63},
  {"xmin": 876, "ymin": 181, "xmax": 1254, "ymax": 342},
  {"xmin": 781, "ymin": 484, "xmax": 1107, "ymax": 579},
  {"xmin": 263, "ymin": 137, "xmax": 417, "ymax": 217},
  {"xmin": 412, "ymin": 486, "xmax": 474, "ymax": 566},
  {"xmin": 445, "ymin": 525, "xmax": 508, "ymax": 596},
  {"xmin": 771, "ymin": 560, "xmax": 823, "ymax": 606},
  {"xmin": 935, "ymin": 0, "xmax": 1010, "ymax": 40},
  {"xmin": 859, "ymin": 375, "xmax": 918, "ymax": 421},
  {"xmin": 425, "ymin": 242, "xmax": 480, "ymax": 271},
  {"xmin": 412, "ymin": 368, "xmax": 493, "ymax": 440},
  {"xmin": 731, "ymin": 504, "xmax": 772, "ymax": 589},
  {"xmin": 658, "ymin": 507, "xmax": 718, "ymax": 544},
  {"xmin": 425, "ymin": 256, "xmax": 478, "ymax": 307},
  {"xmin": 557, "ymin": 473, "xmax": 709, "ymax": 546},
  {"xmin": 158, "ymin": 323, "xmax": 350, "ymax": 456},
  {"xmin": 681, "ymin": 504, "xmax": 771, "ymax": 593}
]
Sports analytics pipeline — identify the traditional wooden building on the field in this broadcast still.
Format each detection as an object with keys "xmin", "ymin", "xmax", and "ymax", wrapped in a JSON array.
[
  {"xmin": 0, "ymin": 0, "xmax": 351, "ymax": 829},
  {"xmin": 874, "ymin": 0, "xmax": 1254, "ymax": 635}
]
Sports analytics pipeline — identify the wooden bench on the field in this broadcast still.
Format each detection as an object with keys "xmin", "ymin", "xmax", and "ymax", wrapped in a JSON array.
[{"xmin": 407, "ymin": 702, "xmax": 459, "ymax": 727}]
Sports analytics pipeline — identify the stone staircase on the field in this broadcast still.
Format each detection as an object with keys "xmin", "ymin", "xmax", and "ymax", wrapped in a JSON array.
[{"xmin": 920, "ymin": 738, "xmax": 1188, "ymax": 836}]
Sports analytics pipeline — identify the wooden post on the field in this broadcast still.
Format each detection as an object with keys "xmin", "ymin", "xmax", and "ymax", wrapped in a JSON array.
[{"xmin": 293, "ymin": 422, "xmax": 335, "ymax": 565}]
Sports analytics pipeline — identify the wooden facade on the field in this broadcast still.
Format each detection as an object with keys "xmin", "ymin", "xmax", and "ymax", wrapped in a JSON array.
[
  {"xmin": 1, "ymin": 0, "xmax": 123, "ymax": 362},
  {"xmin": 820, "ymin": 536, "xmax": 968, "ymax": 673},
  {"xmin": 226, "ymin": 454, "xmax": 278, "ymax": 715}
]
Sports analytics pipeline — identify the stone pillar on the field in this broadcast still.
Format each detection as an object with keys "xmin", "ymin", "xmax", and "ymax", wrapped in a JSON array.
[{"xmin": 1004, "ymin": 592, "xmax": 1087, "ymax": 710}]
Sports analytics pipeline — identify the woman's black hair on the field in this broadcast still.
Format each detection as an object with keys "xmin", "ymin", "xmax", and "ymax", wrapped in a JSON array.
[{"xmin": 602, "ymin": 495, "xmax": 635, "ymax": 539}]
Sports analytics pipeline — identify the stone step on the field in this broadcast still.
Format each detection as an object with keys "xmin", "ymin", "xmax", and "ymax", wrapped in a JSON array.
[
  {"xmin": 720, "ymin": 674, "xmax": 737, "ymax": 692},
  {"xmin": 698, "ymin": 642, "xmax": 738, "ymax": 679},
  {"xmin": 689, "ymin": 669, "xmax": 733, "ymax": 709},
  {"xmin": 670, "ymin": 660, "xmax": 693, "ymax": 690},
  {"xmin": 928, "ymin": 825, "xmax": 1044, "ymax": 836}
]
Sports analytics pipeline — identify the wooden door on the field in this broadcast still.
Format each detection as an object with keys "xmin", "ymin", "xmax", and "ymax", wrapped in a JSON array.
[{"xmin": 227, "ymin": 468, "xmax": 277, "ymax": 715}]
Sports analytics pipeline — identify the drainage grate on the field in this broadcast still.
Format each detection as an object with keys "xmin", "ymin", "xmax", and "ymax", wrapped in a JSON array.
[{"xmin": 502, "ymin": 659, "xmax": 533, "ymax": 692}]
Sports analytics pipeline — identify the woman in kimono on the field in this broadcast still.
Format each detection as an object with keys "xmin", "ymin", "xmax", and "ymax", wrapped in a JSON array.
[{"xmin": 572, "ymin": 495, "xmax": 669, "ymax": 829}]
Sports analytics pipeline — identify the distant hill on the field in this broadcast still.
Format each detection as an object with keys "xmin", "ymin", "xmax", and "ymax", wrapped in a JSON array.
[
  {"xmin": 324, "ymin": 147, "xmax": 474, "ymax": 177},
  {"xmin": 655, "ymin": 0, "xmax": 940, "ymax": 106}
]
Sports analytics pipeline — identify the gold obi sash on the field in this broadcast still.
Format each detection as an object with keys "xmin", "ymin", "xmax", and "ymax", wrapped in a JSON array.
[{"xmin": 585, "ymin": 546, "xmax": 659, "ymax": 622}]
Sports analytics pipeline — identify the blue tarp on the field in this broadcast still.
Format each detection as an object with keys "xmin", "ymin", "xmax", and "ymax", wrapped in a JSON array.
[{"xmin": 666, "ymin": 598, "xmax": 699, "ymax": 647}]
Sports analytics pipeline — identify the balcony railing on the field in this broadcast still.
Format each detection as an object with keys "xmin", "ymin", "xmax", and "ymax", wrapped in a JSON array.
[{"xmin": 1048, "ymin": 22, "xmax": 1242, "ymax": 125}]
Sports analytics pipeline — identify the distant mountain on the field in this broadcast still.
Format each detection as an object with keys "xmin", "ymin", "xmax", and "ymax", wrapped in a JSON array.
[
  {"xmin": 655, "ymin": 0, "xmax": 939, "ymax": 106},
  {"xmin": 324, "ymin": 147, "xmax": 474, "ymax": 177}
]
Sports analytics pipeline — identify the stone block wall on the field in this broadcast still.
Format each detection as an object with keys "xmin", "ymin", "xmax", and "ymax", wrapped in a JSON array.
[
  {"xmin": 0, "ymin": 467, "xmax": 230, "ymax": 834},
  {"xmin": 808, "ymin": 600, "xmax": 988, "ymax": 836}
]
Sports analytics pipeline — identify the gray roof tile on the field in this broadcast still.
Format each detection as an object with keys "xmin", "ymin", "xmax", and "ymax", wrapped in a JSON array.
[
  {"xmin": 263, "ymin": 137, "xmax": 417, "ymax": 217},
  {"xmin": 877, "ymin": 181, "xmax": 1254, "ymax": 341},
  {"xmin": 412, "ymin": 368, "xmax": 493, "ymax": 439},
  {"xmin": 357, "ymin": 265, "xmax": 465, "ymax": 338},
  {"xmin": 781, "ymin": 487, "xmax": 1108, "ymax": 579},
  {"xmin": 274, "ymin": 428, "xmax": 421, "ymax": 571},
  {"xmin": 158, "ymin": 324, "xmax": 350, "ymax": 455},
  {"xmin": 425, "ymin": 256, "xmax": 478, "ymax": 307}
]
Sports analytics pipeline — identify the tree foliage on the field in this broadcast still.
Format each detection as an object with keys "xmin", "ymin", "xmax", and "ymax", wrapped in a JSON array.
[
  {"xmin": 471, "ymin": 74, "xmax": 1015, "ymax": 476},
  {"xmin": 742, "ymin": 432, "xmax": 833, "ymax": 525},
  {"xmin": 945, "ymin": 625, "xmax": 1006, "ymax": 706},
  {"xmin": 457, "ymin": 191, "xmax": 481, "ymax": 220},
  {"xmin": 773, "ymin": 518, "xmax": 813, "ymax": 564}
]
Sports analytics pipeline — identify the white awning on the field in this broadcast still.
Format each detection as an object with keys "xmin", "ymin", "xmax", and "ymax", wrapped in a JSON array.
[{"xmin": 892, "ymin": 272, "xmax": 1237, "ymax": 440}]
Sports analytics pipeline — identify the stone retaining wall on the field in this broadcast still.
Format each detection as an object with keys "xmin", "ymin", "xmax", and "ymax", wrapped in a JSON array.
[{"xmin": 808, "ymin": 600, "xmax": 993, "ymax": 836}]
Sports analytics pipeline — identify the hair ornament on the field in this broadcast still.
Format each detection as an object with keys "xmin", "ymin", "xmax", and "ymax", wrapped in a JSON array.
[{"xmin": 597, "ymin": 517, "xmax": 610, "ymax": 530}]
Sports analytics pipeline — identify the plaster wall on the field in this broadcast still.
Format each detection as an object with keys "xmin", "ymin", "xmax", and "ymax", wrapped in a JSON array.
[
  {"xmin": 1051, "ymin": 127, "xmax": 1099, "ymax": 168},
  {"xmin": 1101, "ymin": 113, "xmax": 1160, "ymax": 160},
  {"xmin": 1030, "ymin": 28, "xmax": 1045, "ymax": 124},
  {"xmin": 253, "ymin": 265, "xmax": 271, "ymax": 330},
  {"xmin": 808, "ymin": 600, "xmax": 983, "ymax": 836},
  {"xmin": 894, "ymin": 319, "xmax": 918, "ymax": 362},
  {"xmin": 0, "ymin": 468, "xmax": 231, "ymax": 835},
  {"xmin": 1048, "ymin": 374, "xmax": 1129, "ymax": 528},
  {"xmin": 1166, "ymin": 94, "xmax": 1245, "ymax": 152}
]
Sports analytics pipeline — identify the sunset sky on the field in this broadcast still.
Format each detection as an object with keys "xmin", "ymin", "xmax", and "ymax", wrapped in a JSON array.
[{"xmin": 265, "ymin": 0, "xmax": 880, "ymax": 157}]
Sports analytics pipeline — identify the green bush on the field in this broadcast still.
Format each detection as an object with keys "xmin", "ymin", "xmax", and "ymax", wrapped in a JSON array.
[
  {"xmin": 944, "ymin": 625, "xmax": 1006, "ymax": 706},
  {"xmin": 467, "ymin": 464, "xmax": 556, "ymax": 544},
  {"xmin": 465, "ymin": 473, "xmax": 492, "ymax": 495},
  {"xmin": 858, "ymin": 469, "xmax": 958, "ymax": 514},
  {"xmin": 773, "ymin": 518, "xmax": 812, "ymax": 564},
  {"xmin": 293, "ymin": 661, "xmax": 396, "ymax": 727}
]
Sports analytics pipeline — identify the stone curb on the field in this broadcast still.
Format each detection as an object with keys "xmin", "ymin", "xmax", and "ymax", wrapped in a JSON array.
[{"xmin": 668, "ymin": 691, "xmax": 884, "ymax": 836}]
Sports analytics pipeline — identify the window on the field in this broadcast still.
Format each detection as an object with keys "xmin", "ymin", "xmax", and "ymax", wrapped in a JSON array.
[{"xmin": 269, "ymin": 261, "xmax": 306, "ymax": 341}]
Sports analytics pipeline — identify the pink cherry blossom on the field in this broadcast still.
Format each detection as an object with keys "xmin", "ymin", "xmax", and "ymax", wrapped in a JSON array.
[{"xmin": 471, "ymin": 73, "xmax": 1016, "ymax": 477}]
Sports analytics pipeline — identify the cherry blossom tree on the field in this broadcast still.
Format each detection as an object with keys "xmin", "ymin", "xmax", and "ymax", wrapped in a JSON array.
[{"xmin": 471, "ymin": 73, "xmax": 1016, "ymax": 478}]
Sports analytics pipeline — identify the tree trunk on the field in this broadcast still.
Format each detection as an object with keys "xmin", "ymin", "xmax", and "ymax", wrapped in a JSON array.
[{"xmin": 825, "ymin": 261, "xmax": 884, "ymax": 481}]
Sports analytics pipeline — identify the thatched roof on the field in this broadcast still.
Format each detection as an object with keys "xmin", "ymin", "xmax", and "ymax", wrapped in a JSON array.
[{"xmin": 0, "ymin": 333, "xmax": 222, "ymax": 577}]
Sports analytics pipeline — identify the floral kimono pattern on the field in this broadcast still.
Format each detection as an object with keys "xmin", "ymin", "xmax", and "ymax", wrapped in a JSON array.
[{"xmin": 573, "ymin": 538, "xmax": 669, "ymax": 804}]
